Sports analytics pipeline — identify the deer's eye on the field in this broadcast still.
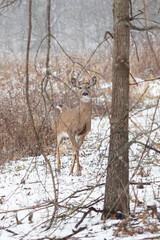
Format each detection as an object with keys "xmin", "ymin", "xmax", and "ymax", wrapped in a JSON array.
[
  {"xmin": 79, "ymin": 86, "xmax": 82, "ymax": 89},
  {"xmin": 87, "ymin": 86, "xmax": 90, "ymax": 89}
]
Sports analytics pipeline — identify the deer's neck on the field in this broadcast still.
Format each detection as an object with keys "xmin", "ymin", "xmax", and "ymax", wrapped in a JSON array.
[{"xmin": 79, "ymin": 98, "xmax": 92, "ymax": 116}]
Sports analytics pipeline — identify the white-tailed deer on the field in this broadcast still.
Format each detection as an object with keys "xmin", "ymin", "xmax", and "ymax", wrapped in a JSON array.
[{"xmin": 56, "ymin": 76, "xmax": 97, "ymax": 176}]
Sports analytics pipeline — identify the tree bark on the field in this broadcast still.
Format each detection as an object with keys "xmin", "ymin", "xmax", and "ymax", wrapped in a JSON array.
[{"xmin": 103, "ymin": 0, "xmax": 130, "ymax": 219}]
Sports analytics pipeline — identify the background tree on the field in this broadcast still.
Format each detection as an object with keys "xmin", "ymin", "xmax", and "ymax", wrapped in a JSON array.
[{"xmin": 103, "ymin": 0, "xmax": 130, "ymax": 219}]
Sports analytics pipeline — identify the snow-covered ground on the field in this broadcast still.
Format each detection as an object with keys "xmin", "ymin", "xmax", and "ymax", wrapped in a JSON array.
[{"xmin": 0, "ymin": 99, "xmax": 160, "ymax": 240}]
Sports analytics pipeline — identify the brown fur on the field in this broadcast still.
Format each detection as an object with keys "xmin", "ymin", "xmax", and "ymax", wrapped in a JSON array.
[{"xmin": 56, "ymin": 76, "xmax": 97, "ymax": 175}]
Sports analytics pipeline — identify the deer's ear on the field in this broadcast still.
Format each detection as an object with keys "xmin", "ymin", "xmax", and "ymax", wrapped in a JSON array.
[
  {"xmin": 90, "ymin": 76, "xmax": 97, "ymax": 86},
  {"xmin": 71, "ymin": 78, "xmax": 78, "ymax": 87}
]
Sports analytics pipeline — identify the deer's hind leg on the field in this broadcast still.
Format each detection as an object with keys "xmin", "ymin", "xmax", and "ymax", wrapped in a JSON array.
[
  {"xmin": 56, "ymin": 139, "xmax": 61, "ymax": 171},
  {"xmin": 56, "ymin": 131, "xmax": 67, "ymax": 171},
  {"xmin": 57, "ymin": 144, "xmax": 60, "ymax": 170}
]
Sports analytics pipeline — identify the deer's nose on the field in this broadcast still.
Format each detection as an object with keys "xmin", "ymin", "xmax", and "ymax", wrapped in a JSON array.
[{"xmin": 82, "ymin": 91, "xmax": 88, "ymax": 96}]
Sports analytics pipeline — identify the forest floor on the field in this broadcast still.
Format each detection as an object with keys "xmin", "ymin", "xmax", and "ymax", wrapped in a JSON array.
[{"xmin": 0, "ymin": 87, "xmax": 160, "ymax": 239}]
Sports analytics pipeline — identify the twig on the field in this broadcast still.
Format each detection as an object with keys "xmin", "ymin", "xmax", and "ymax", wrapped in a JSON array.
[
  {"xmin": 104, "ymin": 31, "xmax": 113, "ymax": 40},
  {"xmin": 130, "ymin": 23, "xmax": 160, "ymax": 31},
  {"xmin": 129, "ymin": 10, "xmax": 143, "ymax": 21},
  {"xmin": 0, "ymin": 0, "xmax": 19, "ymax": 9},
  {"xmin": 51, "ymin": 226, "xmax": 87, "ymax": 240},
  {"xmin": 44, "ymin": 151, "xmax": 58, "ymax": 230},
  {"xmin": 130, "ymin": 181, "xmax": 151, "ymax": 185},
  {"xmin": 130, "ymin": 76, "xmax": 160, "ymax": 85},
  {"xmin": 75, "ymin": 207, "xmax": 103, "ymax": 229},
  {"xmin": 0, "ymin": 226, "xmax": 18, "ymax": 236},
  {"xmin": 129, "ymin": 72, "xmax": 138, "ymax": 85},
  {"xmin": 34, "ymin": 34, "xmax": 48, "ymax": 75},
  {"xmin": 136, "ymin": 140, "xmax": 160, "ymax": 154}
]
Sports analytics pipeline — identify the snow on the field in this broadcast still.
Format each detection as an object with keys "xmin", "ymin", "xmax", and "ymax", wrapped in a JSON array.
[
  {"xmin": 135, "ymin": 77, "xmax": 160, "ymax": 98},
  {"xmin": 0, "ymin": 104, "xmax": 160, "ymax": 239}
]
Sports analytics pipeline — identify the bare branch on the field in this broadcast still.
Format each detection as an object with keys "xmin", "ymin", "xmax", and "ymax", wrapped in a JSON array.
[
  {"xmin": 45, "ymin": 0, "xmax": 51, "ymax": 83},
  {"xmin": 130, "ymin": 23, "xmax": 160, "ymax": 31},
  {"xmin": 129, "ymin": 72, "xmax": 138, "ymax": 86},
  {"xmin": 130, "ymin": 77, "xmax": 160, "ymax": 86},
  {"xmin": 0, "ymin": 227, "xmax": 18, "ymax": 236},
  {"xmin": 0, "ymin": 0, "xmax": 20, "ymax": 9},
  {"xmin": 135, "ymin": 141, "xmax": 160, "ymax": 154},
  {"xmin": 130, "ymin": 10, "xmax": 143, "ymax": 21},
  {"xmin": 104, "ymin": 31, "xmax": 114, "ymax": 40},
  {"xmin": 51, "ymin": 226, "xmax": 87, "ymax": 240},
  {"xmin": 75, "ymin": 207, "xmax": 103, "ymax": 229}
]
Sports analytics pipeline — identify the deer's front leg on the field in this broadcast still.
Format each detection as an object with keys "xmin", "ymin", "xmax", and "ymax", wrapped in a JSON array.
[
  {"xmin": 69, "ymin": 151, "xmax": 82, "ymax": 176},
  {"xmin": 69, "ymin": 153, "xmax": 76, "ymax": 175},
  {"xmin": 68, "ymin": 131, "xmax": 81, "ymax": 176},
  {"xmin": 76, "ymin": 151, "xmax": 82, "ymax": 176}
]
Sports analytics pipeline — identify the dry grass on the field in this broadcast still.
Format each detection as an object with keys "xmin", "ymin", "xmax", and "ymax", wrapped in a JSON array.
[{"xmin": 0, "ymin": 43, "xmax": 159, "ymax": 163}]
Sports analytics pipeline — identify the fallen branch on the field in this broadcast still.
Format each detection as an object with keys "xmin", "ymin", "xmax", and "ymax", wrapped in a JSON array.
[
  {"xmin": 0, "ymin": 226, "xmax": 18, "ymax": 236},
  {"xmin": 75, "ymin": 207, "xmax": 103, "ymax": 229}
]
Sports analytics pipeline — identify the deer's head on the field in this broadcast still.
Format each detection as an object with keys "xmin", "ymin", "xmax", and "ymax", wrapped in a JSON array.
[{"xmin": 71, "ymin": 76, "xmax": 97, "ymax": 103}]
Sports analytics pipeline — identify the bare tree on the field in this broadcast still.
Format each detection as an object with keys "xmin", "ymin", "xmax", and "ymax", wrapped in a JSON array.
[{"xmin": 102, "ymin": 0, "xmax": 130, "ymax": 219}]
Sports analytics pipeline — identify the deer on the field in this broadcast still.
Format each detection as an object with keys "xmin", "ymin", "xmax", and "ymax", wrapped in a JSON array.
[{"xmin": 56, "ymin": 76, "xmax": 97, "ymax": 176}]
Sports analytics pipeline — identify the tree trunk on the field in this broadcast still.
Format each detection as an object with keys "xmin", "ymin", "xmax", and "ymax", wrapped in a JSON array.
[{"xmin": 103, "ymin": 0, "xmax": 130, "ymax": 219}]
